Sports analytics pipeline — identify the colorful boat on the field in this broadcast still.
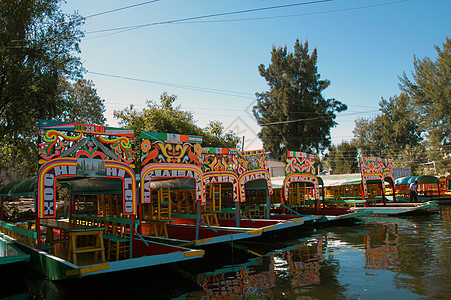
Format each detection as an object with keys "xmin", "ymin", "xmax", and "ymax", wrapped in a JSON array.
[
  {"xmin": 138, "ymin": 132, "xmax": 265, "ymax": 247},
  {"xmin": 200, "ymin": 147, "xmax": 317, "ymax": 234},
  {"xmin": 0, "ymin": 120, "xmax": 204, "ymax": 280},
  {"xmin": 394, "ymin": 175, "xmax": 451, "ymax": 204},
  {"xmin": 316, "ymin": 156, "xmax": 438, "ymax": 215},
  {"xmin": 269, "ymin": 151, "xmax": 372, "ymax": 223}
]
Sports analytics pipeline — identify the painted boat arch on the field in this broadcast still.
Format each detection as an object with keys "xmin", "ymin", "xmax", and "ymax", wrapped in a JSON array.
[
  {"xmin": 283, "ymin": 173, "xmax": 320, "ymax": 201},
  {"xmin": 361, "ymin": 173, "xmax": 384, "ymax": 197},
  {"xmin": 238, "ymin": 169, "xmax": 273, "ymax": 202},
  {"xmin": 140, "ymin": 163, "xmax": 203, "ymax": 203},
  {"xmin": 202, "ymin": 171, "xmax": 239, "ymax": 203},
  {"xmin": 37, "ymin": 158, "xmax": 137, "ymax": 218}
]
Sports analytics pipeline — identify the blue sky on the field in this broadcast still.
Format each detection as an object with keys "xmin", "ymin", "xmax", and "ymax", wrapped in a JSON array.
[{"xmin": 63, "ymin": 0, "xmax": 450, "ymax": 151}]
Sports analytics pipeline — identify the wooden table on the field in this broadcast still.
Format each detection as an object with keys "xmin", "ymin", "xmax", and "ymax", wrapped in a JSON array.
[{"xmin": 35, "ymin": 219, "xmax": 105, "ymax": 265}]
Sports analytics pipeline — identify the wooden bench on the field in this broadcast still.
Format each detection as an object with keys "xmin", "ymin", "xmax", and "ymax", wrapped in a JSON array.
[
  {"xmin": 72, "ymin": 214, "xmax": 137, "ymax": 261},
  {"xmin": 0, "ymin": 220, "xmax": 54, "ymax": 253}
]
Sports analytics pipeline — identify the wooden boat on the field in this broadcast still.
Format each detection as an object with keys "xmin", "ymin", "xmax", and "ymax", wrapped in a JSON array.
[
  {"xmin": 0, "ymin": 120, "xmax": 204, "ymax": 280},
  {"xmin": 139, "ymin": 141, "xmax": 314, "ymax": 242},
  {"xmin": 269, "ymin": 151, "xmax": 373, "ymax": 224},
  {"xmin": 313, "ymin": 156, "xmax": 440, "ymax": 216},
  {"xmin": 394, "ymin": 175, "xmax": 451, "ymax": 204},
  {"xmin": 138, "ymin": 132, "xmax": 268, "ymax": 248},
  {"xmin": 200, "ymin": 148, "xmax": 317, "ymax": 234},
  {"xmin": 349, "ymin": 201, "xmax": 439, "ymax": 215}
]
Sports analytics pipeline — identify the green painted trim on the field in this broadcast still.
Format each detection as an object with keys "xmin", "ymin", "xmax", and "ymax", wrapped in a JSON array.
[{"xmin": 0, "ymin": 221, "xmax": 37, "ymax": 239}]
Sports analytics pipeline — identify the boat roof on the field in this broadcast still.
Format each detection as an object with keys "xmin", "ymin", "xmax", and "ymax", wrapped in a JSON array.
[
  {"xmin": 317, "ymin": 173, "xmax": 363, "ymax": 187},
  {"xmin": 0, "ymin": 176, "xmax": 124, "ymax": 197},
  {"xmin": 395, "ymin": 175, "xmax": 439, "ymax": 185},
  {"xmin": 0, "ymin": 176, "xmax": 38, "ymax": 197}
]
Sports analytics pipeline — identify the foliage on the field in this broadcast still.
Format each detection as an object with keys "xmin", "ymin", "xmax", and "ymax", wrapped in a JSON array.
[
  {"xmin": 57, "ymin": 77, "xmax": 106, "ymax": 125},
  {"xmin": 0, "ymin": 1, "xmax": 107, "ymax": 181},
  {"xmin": 323, "ymin": 141, "xmax": 359, "ymax": 174},
  {"xmin": 114, "ymin": 92, "xmax": 240, "ymax": 170},
  {"xmin": 398, "ymin": 37, "xmax": 451, "ymax": 173},
  {"xmin": 398, "ymin": 37, "xmax": 451, "ymax": 147},
  {"xmin": 352, "ymin": 37, "xmax": 450, "ymax": 174},
  {"xmin": 253, "ymin": 39, "xmax": 347, "ymax": 160},
  {"xmin": 0, "ymin": 0, "xmax": 84, "ymax": 140},
  {"xmin": 352, "ymin": 93, "xmax": 422, "ymax": 158}
]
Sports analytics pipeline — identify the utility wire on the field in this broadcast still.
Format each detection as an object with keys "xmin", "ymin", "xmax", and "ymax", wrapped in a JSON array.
[
  {"xmin": 58, "ymin": 0, "xmax": 160, "ymax": 25},
  {"xmin": 179, "ymin": 0, "xmax": 409, "ymax": 24},
  {"xmin": 85, "ymin": 0, "xmax": 333, "ymax": 35},
  {"xmin": 88, "ymin": 71, "xmax": 255, "ymax": 99}
]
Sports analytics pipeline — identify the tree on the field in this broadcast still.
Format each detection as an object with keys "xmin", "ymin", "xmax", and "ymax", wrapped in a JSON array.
[
  {"xmin": 57, "ymin": 77, "xmax": 106, "ymax": 125},
  {"xmin": 398, "ymin": 37, "xmax": 451, "ymax": 173},
  {"xmin": 253, "ymin": 39, "xmax": 347, "ymax": 160},
  {"xmin": 114, "ymin": 92, "xmax": 239, "ymax": 170},
  {"xmin": 353, "ymin": 93, "xmax": 422, "ymax": 158},
  {"xmin": 0, "ymin": 1, "xmax": 109, "ymax": 182},
  {"xmin": 399, "ymin": 37, "xmax": 451, "ymax": 147},
  {"xmin": 0, "ymin": 0, "xmax": 85, "ymax": 140},
  {"xmin": 0, "ymin": 76, "xmax": 106, "ymax": 180},
  {"xmin": 323, "ymin": 142, "xmax": 359, "ymax": 174}
]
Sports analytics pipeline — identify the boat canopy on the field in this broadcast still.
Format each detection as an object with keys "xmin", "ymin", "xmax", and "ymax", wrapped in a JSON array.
[
  {"xmin": 0, "ymin": 176, "xmax": 38, "ymax": 197},
  {"xmin": 149, "ymin": 177, "xmax": 196, "ymax": 190},
  {"xmin": 244, "ymin": 178, "xmax": 270, "ymax": 190},
  {"xmin": 395, "ymin": 175, "xmax": 439, "ymax": 185},
  {"xmin": 317, "ymin": 174, "xmax": 362, "ymax": 187},
  {"xmin": 0, "ymin": 176, "xmax": 125, "ymax": 197}
]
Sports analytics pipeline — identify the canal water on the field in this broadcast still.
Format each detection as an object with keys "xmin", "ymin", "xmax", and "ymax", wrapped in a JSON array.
[{"xmin": 3, "ymin": 205, "xmax": 451, "ymax": 299}]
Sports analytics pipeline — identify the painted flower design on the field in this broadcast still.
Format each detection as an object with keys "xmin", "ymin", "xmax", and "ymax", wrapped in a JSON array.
[
  {"xmin": 194, "ymin": 143, "xmax": 202, "ymax": 156},
  {"xmin": 141, "ymin": 139, "xmax": 151, "ymax": 153}
]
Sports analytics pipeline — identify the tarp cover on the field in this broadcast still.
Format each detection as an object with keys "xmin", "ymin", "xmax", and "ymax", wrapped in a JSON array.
[
  {"xmin": 395, "ymin": 175, "xmax": 439, "ymax": 185},
  {"xmin": 317, "ymin": 174, "xmax": 362, "ymax": 187},
  {"xmin": 0, "ymin": 176, "xmax": 124, "ymax": 197},
  {"xmin": 0, "ymin": 176, "xmax": 38, "ymax": 197}
]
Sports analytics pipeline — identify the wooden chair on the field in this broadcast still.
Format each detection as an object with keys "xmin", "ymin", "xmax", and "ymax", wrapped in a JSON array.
[{"xmin": 104, "ymin": 219, "xmax": 130, "ymax": 261}]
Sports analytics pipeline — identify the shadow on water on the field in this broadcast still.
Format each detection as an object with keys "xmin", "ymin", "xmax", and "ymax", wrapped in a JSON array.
[{"xmin": 5, "ymin": 205, "xmax": 451, "ymax": 299}]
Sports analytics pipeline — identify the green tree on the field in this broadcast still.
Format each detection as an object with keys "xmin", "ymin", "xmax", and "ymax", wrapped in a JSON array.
[
  {"xmin": 399, "ymin": 37, "xmax": 451, "ymax": 147},
  {"xmin": 114, "ymin": 92, "xmax": 239, "ymax": 169},
  {"xmin": 57, "ymin": 77, "xmax": 106, "ymax": 125},
  {"xmin": 323, "ymin": 141, "xmax": 359, "ymax": 174},
  {"xmin": 253, "ymin": 39, "xmax": 347, "ymax": 160},
  {"xmin": 398, "ymin": 37, "xmax": 451, "ymax": 173},
  {"xmin": 0, "ymin": 0, "xmax": 85, "ymax": 181},
  {"xmin": 0, "ymin": 0, "xmax": 84, "ymax": 139},
  {"xmin": 353, "ymin": 93, "xmax": 422, "ymax": 158}
]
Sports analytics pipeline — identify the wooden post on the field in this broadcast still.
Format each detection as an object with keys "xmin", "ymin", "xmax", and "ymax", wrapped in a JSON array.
[
  {"xmin": 266, "ymin": 192, "xmax": 270, "ymax": 219},
  {"xmin": 360, "ymin": 183, "xmax": 367, "ymax": 207},
  {"xmin": 392, "ymin": 180, "xmax": 396, "ymax": 202},
  {"xmin": 35, "ymin": 194, "xmax": 41, "ymax": 250},
  {"xmin": 235, "ymin": 201, "xmax": 240, "ymax": 228},
  {"xmin": 137, "ymin": 185, "xmax": 142, "ymax": 235},
  {"xmin": 381, "ymin": 181, "xmax": 386, "ymax": 206},
  {"xmin": 195, "ymin": 200, "xmax": 200, "ymax": 241},
  {"xmin": 130, "ymin": 215, "xmax": 134, "ymax": 259}
]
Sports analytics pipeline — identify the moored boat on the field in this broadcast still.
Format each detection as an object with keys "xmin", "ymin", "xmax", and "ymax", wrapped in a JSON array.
[{"xmin": 0, "ymin": 120, "xmax": 204, "ymax": 280}]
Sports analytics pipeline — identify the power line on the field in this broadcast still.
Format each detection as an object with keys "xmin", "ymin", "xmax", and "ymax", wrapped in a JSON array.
[
  {"xmin": 179, "ymin": 0, "xmax": 409, "ymax": 24},
  {"xmin": 88, "ymin": 71, "xmax": 255, "ymax": 99},
  {"xmin": 84, "ymin": 0, "xmax": 408, "ymax": 39},
  {"xmin": 85, "ymin": 0, "xmax": 333, "ymax": 35},
  {"xmin": 85, "ymin": 0, "xmax": 160, "ymax": 19},
  {"xmin": 58, "ymin": 0, "xmax": 160, "ymax": 25}
]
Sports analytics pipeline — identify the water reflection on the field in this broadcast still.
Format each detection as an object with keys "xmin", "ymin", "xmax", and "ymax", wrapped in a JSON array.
[{"xmin": 7, "ymin": 206, "xmax": 451, "ymax": 299}]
